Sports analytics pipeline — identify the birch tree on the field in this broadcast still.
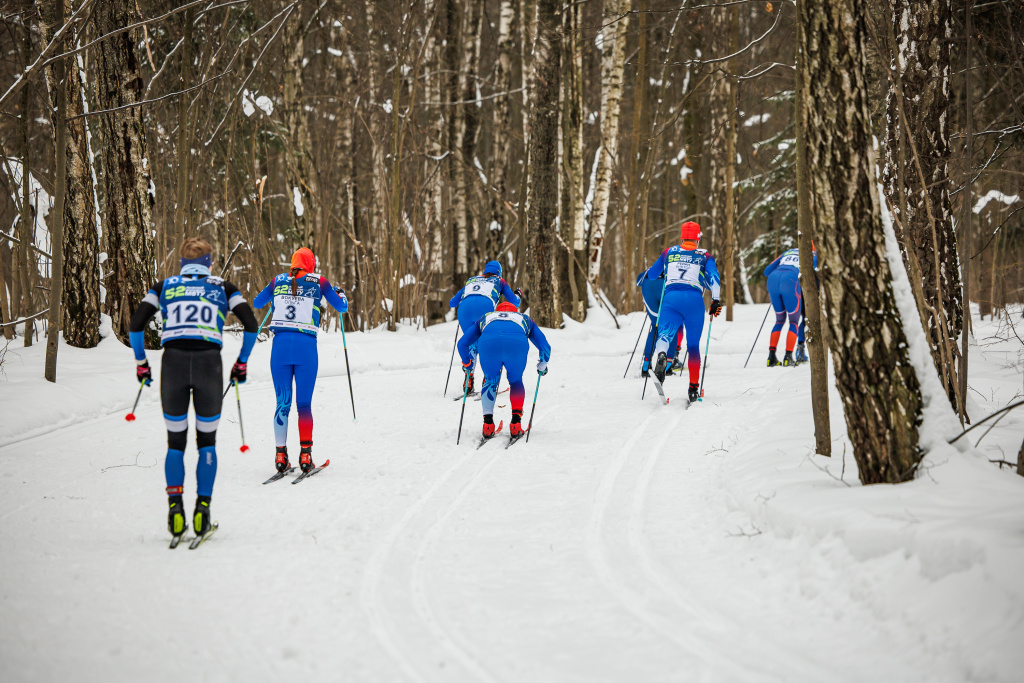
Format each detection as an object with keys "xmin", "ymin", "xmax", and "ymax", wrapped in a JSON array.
[{"xmin": 486, "ymin": 0, "xmax": 516, "ymax": 261}]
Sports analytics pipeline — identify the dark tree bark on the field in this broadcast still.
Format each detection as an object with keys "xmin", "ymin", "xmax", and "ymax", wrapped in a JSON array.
[
  {"xmin": 882, "ymin": 0, "xmax": 963, "ymax": 413},
  {"xmin": 801, "ymin": 0, "xmax": 925, "ymax": 484},
  {"xmin": 525, "ymin": 0, "xmax": 562, "ymax": 327},
  {"xmin": 37, "ymin": 0, "xmax": 101, "ymax": 349},
  {"xmin": 93, "ymin": 0, "xmax": 156, "ymax": 346},
  {"xmin": 43, "ymin": 0, "xmax": 66, "ymax": 382},
  {"xmin": 709, "ymin": 2, "xmax": 738, "ymax": 319},
  {"xmin": 281, "ymin": 5, "xmax": 317, "ymax": 247}
]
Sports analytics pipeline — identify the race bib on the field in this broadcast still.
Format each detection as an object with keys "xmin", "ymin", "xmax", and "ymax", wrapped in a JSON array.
[
  {"xmin": 780, "ymin": 253, "xmax": 800, "ymax": 267},
  {"xmin": 666, "ymin": 259, "xmax": 701, "ymax": 288},
  {"xmin": 272, "ymin": 294, "xmax": 317, "ymax": 332},
  {"xmin": 465, "ymin": 280, "xmax": 497, "ymax": 301},
  {"xmin": 162, "ymin": 300, "xmax": 222, "ymax": 342}
]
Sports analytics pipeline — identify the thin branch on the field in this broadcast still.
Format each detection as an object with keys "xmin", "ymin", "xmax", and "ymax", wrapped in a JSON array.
[{"xmin": 65, "ymin": 70, "xmax": 233, "ymax": 122}]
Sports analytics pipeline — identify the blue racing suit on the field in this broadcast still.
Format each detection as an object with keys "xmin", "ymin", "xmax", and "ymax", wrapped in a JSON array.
[{"xmin": 449, "ymin": 275, "xmax": 521, "ymax": 373}]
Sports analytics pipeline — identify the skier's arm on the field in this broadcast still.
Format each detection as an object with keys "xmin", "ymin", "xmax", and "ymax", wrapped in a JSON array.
[
  {"xmin": 527, "ymin": 320, "xmax": 552, "ymax": 363},
  {"xmin": 319, "ymin": 277, "xmax": 349, "ymax": 313},
  {"xmin": 457, "ymin": 323, "xmax": 483, "ymax": 365},
  {"xmin": 128, "ymin": 283, "xmax": 162, "ymax": 361},
  {"xmin": 763, "ymin": 254, "xmax": 782, "ymax": 278},
  {"xmin": 224, "ymin": 281, "xmax": 258, "ymax": 363},
  {"xmin": 499, "ymin": 280, "xmax": 521, "ymax": 307},
  {"xmin": 703, "ymin": 255, "xmax": 723, "ymax": 300},
  {"xmin": 645, "ymin": 249, "xmax": 669, "ymax": 280},
  {"xmin": 448, "ymin": 287, "xmax": 465, "ymax": 308},
  {"xmin": 252, "ymin": 279, "xmax": 276, "ymax": 310}
]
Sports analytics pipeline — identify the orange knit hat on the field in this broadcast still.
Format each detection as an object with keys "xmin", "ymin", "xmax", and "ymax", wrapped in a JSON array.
[{"xmin": 290, "ymin": 248, "xmax": 315, "ymax": 276}]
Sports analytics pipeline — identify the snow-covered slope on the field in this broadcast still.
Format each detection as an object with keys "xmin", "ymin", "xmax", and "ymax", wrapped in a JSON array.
[{"xmin": 1, "ymin": 305, "xmax": 1022, "ymax": 682}]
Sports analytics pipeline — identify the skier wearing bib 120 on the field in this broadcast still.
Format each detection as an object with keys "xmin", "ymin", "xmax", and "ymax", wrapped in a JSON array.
[
  {"xmin": 129, "ymin": 238, "xmax": 259, "ymax": 540},
  {"xmin": 642, "ymin": 221, "xmax": 722, "ymax": 403},
  {"xmin": 449, "ymin": 261, "xmax": 522, "ymax": 395},
  {"xmin": 457, "ymin": 301, "xmax": 550, "ymax": 438},
  {"xmin": 763, "ymin": 247, "xmax": 815, "ymax": 367},
  {"xmin": 252, "ymin": 248, "xmax": 348, "ymax": 474}
]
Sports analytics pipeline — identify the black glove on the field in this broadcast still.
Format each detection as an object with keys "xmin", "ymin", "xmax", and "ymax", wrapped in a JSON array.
[
  {"xmin": 514, "ymin": 288, "xmax": 524, "ymax": 301},
  {"xmin": 334, "ymin": 286, "xmax": 346, "ymax": 295},
  {"xmin": 136, "ymin": 360, "xmax": 152, "ymax": 385},
  {"xmin": 709, "ymin": 300, "xmax": 722, "ymax": 317},
  {"xmin": 230, "ymin": 360, "xmax": 248, "ymax": 384}
]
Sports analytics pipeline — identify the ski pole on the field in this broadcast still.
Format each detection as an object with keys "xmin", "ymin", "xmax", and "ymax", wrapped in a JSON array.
[
  {"xmin": 455, "ymin": 371, "xmax": 470, "ymax": 445},
  {"xmin": 699, "ymin": 317, "xmax": 714, "ymax": 399},
  {"xmin": 256, "ymin": 309, "xmax": 272, "ymax": 337},
  {"xmin": 125, "ymin": 380, "xmax": 148, "ymax": 421},
  {"xmin": 340, "ymin": 315, "xmax": 356, "ymax": 420},
  {"xmin": 623, "ymin": 316, "xmax": 648, "ymax": 378},
  {"xmin": 443, "ymin": 321, "xmax": 460, "ymax": 397},
  {"xmin": 525, "ymin": 374, "xmax": 542, "ymax": 442},
  {"xmin": 743, "ymin": 303, "xmax": 772, "ymax": 368},
  {"xmin": 234, "ymin": 380, "xmax": 250, "ymax": 452},
  {"xmin": 642, "ymin": 283, "xmax": 667, "ymax": 400}
]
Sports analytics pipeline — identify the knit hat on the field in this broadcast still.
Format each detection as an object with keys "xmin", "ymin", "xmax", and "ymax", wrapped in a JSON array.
[{"xmin": 680, "ymin": 221, "xmax": 702, "ymax": 242}]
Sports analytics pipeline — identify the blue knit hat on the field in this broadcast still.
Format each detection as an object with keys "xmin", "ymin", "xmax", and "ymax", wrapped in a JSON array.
[{"xmin": 484, "ymin": 261, "xmax": 502, "ymax": 278}]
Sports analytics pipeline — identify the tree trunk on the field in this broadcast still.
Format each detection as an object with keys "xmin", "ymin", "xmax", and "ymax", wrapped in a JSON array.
[
  {"xmin": 486, "ymin": 0, "xmax": 516, "ymax": 262},
  {"xmin": 882, "ymin": 0, "xmax": 963, "ymax": 414},
  {"xmin": 525, "ymin": 0, "xmax": 562, "ymax": 327},
  {"xmin": 44, "ymin": 0, "xmax": 67, "ymax": 382},
  {"xmin": 454, "ymin": 0, "xmax": 483, "ymax": 274},
  {"xmin": 796, "ymin": 0, "xmax": 831, "ymax": 457},
  {"xmin": 93, "ymin": 0, "xmax": 156, "ymax": 346},
  {"xmin": 801, "ymin": 0, "xmax": 924, "ymax": 484},
  {"xmin": 424, "ymin": 0, "xmax": 447, "ymax": 323},
  {"xmin": 958, "ymin": 0, "xmax": 974, "ymax": 418},
  {"xmin": 37, "ymin": 0, "xmax": 101, "ymax": 349},
  {"xmin": 624, "ymin": 0, "xmax": 648, "ymax": 309},
  {"xmin": 587, "ymin": 0, "xmax": 629, "ymax": 285},
  {"xmin": 560, "ymin": 0, "xmax": 586, "ymax": 321},
  {"xmin": 709, "ymin": 2, "xmax": 738, "ymax": 319},
  {"xmin": 282, "ymin": 6, "xmax": 316, "ymax": 248},
  {"xmin": 173, "ymin": 7, "xmax": 193, "ymax": 254}
]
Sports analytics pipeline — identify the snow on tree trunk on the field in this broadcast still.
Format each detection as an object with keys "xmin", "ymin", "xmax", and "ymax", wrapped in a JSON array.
[
  {"xmin": 800, "ymin": 0, "xmax": 925, "ymax": 484},
  {"xmin": 525, "ymin": 0, "xmax": 562, "ymax": 327},
  {"xmin": 93, "ymin": 0, "xmax": 156, "ymax": 346},
  {"xmin": 587, "ymin": 0, "xmax": 629, "ymax": 284},
  {"xmin": 882, "ymin": 0, "xmax": 963, "ymax": 414},
  {"xmin": 37, "ymin": 0, "xmax": 100, "ymax": 349}
]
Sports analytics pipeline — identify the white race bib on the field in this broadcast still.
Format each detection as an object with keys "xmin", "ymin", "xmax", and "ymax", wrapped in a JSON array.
[
  {"xmin": 666, "ymin": 259, "xmax": 701, "ymax": 288},
  {"xmin": 780, "ymin": 252, "xmax": 800, "ymax": 268},
  {"xmin": 162, "ymin": 300, "xmax": 222, "ymax": 342},
  {"xmin": 465, "ymin": 280, "xmax": 497, "ymax": 300},
  {"xmin": 272, "ymin": 294, "xmax": 317, "ymax": 332}
]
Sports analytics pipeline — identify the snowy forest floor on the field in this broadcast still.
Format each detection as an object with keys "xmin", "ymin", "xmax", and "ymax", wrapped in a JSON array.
[{"xmin": 1, "ymin": 304, "xmax": 1022, "ymax": 683}]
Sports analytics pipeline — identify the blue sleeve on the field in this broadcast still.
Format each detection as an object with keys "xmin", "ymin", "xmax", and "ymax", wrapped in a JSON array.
[
  {"xmin": 129, "ymin": 331, "xmax": 147, "ymax": 361},
  {"xmin": 500, "ymin": 280, "xmax": 521, "ymax": 307},
  {"xmin": 252, "ymin": 279, "xmax": 276, "ymax": 310},
  {"xmin": 457, "ymin": 322, "xmax": 483, "ymax": 364},
  {"xmin": 763, "ymin": 255, "xmax": 781, "ymax": 278},
  {"xmin": 320, "ymin": 277, "xmax": 348, "ymax": 313},
  {"xmin": 238, "ymin": 332, "xmax": 257, "ymax": 363},
  {"xmin": 449, "ymin": 287, "xmax": 465, "ymax": 308},
  {"xmin": 703, "ymin": 256, "xmax": 722, "ymax": 300},
  {"xmin": 527, "ymin": 319, "xmax": 552, "ymax": 362},
  {"xmin": 813, "ymin": 251, "xmax": 818, "ymax": 269},
  {"xmin": 645, "ymin": 249, "xmax": 669, "ymax": 280}
]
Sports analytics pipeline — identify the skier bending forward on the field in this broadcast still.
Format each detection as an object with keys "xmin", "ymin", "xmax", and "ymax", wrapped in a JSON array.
[
  {"xmin": 449, "ymin": 260, "xmax": 521, "ymax": 395},
  {"xmin": 129, "ymin": 237, "xmax": 258, "ymax": 540},
  {"xmin": 763, "ymin": 247, "xmax": 814, "ymax": 366},
  {"xmin": 457, "ymin": 301, "xmax": 551, "ymax": 438},
  {"xmin": 253, "ymin": 248, "xmax": 348, "ymax": 474},
  {"xmin": 642, "ymin": 221, "xmax": 722, "ymax": 403}
]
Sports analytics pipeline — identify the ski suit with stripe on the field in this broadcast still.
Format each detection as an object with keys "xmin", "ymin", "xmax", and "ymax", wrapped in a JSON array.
[
  {"xmin": 449, "ymin": 276, "xmax": 521, "ymax": 373},
  {"xmin": 636, "ymin": 272, "xmax": 683, "ymax": 369},
  {"xmin": 763, "ymin": 248, "xmax": 816, "ymax": 352}
]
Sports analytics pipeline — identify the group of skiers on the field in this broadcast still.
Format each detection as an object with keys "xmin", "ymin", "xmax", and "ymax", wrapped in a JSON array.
[{"xmin": 129, "ymin": 219, "xmax": 810, "ymax": 544}]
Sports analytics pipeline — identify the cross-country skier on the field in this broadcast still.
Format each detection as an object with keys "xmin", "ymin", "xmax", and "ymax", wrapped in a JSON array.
[
  {"xmin": 641, "ymin": 221, "xmax": 721, "ymax": 403},
  {"xmin": 252, "ymin": 248, "xmax": 348, "ymax": 474},
  {"xmin": 456, "ymin": 301, "xmax": 551, "ymax": 438},
  {"xmin": 129, "ymin": 237, "xmax": 259, "ymax": 540},
  {"xmin": 635, "ymin": 271, "xmax": 683, "ymax": 377},
  {"xmin": 449, "ymin": 261, "xmax": 522, "ymax": 395},
  {"xmin": 763, "ymin": 247, "xmax": 814, "ymax": 367}
]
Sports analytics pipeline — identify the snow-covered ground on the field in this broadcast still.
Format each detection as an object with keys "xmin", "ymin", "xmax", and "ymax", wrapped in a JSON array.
[{"xmin": 1, "ymin": 304, "xmax": 1022, "ymax": 682}]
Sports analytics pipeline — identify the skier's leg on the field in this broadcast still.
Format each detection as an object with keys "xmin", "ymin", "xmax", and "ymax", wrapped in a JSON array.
[
  {"xmin": 680, "ymin": 292, "xmax": 707, "ymax": 385},
  {"xmin": 654, "ymin": 294, "xmax": 684, "ymax": 358},
  {"xmin": 160, "ymin": 348, "xmax": 190, "ymax": 498},
  {"xmin": 293, "ymin": 335, "xmax": 319, "ymax": 449},
  {"xmin": 192, "ymin": 348, "xmax": 223, "ymax": 499},
  {"xmin": 457, "ymin": 299, "xmax": 492, "ymax": 375},
  {"xmin": 270, "ymin": 336, "xmax": 294, "ymax": 448},
  {"xmin": 782, "ymin": 274, "xmax": 801, "ymax": 353},
  {"xmin": 767, "ymin": 271, "xmax": 786, "ymax": 350},
  {"xmin": 477, "ymin": 335, "xmax": 503, "ymax": 417},
  {"xmin": 642, "ymin": 313, "xmax": 657, "ymax": 371},
  {"xmin": 503, "ymin": 337, "xmax": 529, "ymax": 421}
]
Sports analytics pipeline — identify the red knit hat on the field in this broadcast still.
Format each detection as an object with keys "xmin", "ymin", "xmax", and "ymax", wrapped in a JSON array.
[
  {"xmin": 496, "ymin": 301, "xmax": 518, "ymax": 313},
  {"xmin": 290, "ymin": 247, "xmax": 316, "ymax": 275},
  {"xmin": 680, "ymin": 221, "xmax": 702, "ymax": 242}
]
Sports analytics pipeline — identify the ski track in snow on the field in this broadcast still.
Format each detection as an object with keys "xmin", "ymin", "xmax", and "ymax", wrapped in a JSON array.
[{"xmin": 2, "ymin": 308, "xmax": 1023, "ymax": 682}]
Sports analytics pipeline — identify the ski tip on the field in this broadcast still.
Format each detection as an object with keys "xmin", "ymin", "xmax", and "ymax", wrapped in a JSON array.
[
  {"xmin": 322, "ymin": 459, "xmax": 330, "ymax": 467},
  {"xmin": 125, "ymin": 413, "xmax": 136, "ymax": 422},
  {"xmin": 239, "ymin": 444, "xmax": 250, "ymax": 453},
  {"xmin": 666, "ymin": 398, "xmax": 670, "ymax": 404}
]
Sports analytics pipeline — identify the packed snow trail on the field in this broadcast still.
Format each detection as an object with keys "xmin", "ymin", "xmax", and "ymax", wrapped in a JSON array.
[{"xmin": 1, "ymin": 307, "xmax": 1023, "ymax": 682}]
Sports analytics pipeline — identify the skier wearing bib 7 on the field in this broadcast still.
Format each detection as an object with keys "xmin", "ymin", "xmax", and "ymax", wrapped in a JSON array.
[
  {"xmin": 457, "ymin": 301, "xmax": 551, "ymax": 438},
  {"xmin": 763, "ymin": 247, "xmax": 816, "ymax": 367},
  {"xmin": 252, "ymin": 248, "xmax": 348, "ymax": 474},
  {"xmin": 128, "ymin": 238, "xmax": 259, "ymax": 541},
  {"xmin": 448, "ymin": 261, "xmax": 522, "ymax": 395},
  {"xmin": 642, "ymin": 221, "xmax": 722, "ymax": 404}
]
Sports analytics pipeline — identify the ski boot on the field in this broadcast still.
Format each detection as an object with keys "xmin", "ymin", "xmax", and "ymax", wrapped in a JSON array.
[
  {"xmin": 767, "ymin": 349, "xmax": 780, "ymax": 367},
  {"xmin": 299, "ymin": 444, "xmax": 314, "ymax": 473},
  {"xmin": 687, "ymin": 383, "xmax": 701, "ymax": 403},
  {"xmin": 640, "ymin": 359, "xmax": 651, "ymax": 378},
  {"xmin": 482, "ymin": 415, "xmax": 496, "ymax": 439},
  {"xmin": 193, "ymin": 496, "xmax": 212, "ymax": 536},
  {"xmin": 275, "ymin": 446, "xmax": 290, "ymax": 473},
  {"xmin": 463, "ymin": 371, "xmax": 475, "ymax": 395},
  {"xmin": 509, "ymin": 420, "xmax": 524, "ymax": 437},
  {"xmin": 668, "ymin": 357, "xmax": 684, "ymax": 377},
  {"xmin": 795, "ymin": 344, "xmax": 809, "ymax": 364},
  {"xmin": 168, "ymin": 495, "xmax": 187, "ymax": 536},
  {"xmin": 653, "ymin": 352, "xmax": 668, "ymax": 383},
  {"xmin": 783, "ymin": 350, "xmax": 796, "ymax": 367}
]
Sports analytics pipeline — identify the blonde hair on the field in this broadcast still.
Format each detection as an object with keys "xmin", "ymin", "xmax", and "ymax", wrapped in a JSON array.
[{"xmin": 181, "ymin": 237, "xmax": 213, "ymax": 260}]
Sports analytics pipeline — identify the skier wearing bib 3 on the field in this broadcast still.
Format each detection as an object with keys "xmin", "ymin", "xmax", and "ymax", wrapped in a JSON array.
[
  {"xmin": 449, "ymin": 261, "xmax": 522, "ymax": 395},
  {"xmin": 642, "ymin": 221, "xmax": 722, "ymax": 404},
  {"xmin": 763, "ymin": 247, "xmax": 814, "ymax": 367},
  {"xmin": 129, "ymin": 237, "xmax": 259, "ymax": 540},
  {"xmin": 456, "ymin": 301, "xmax": 551, "ymax": 438},
  {"xmin": 253, "ymin": 248, "xmax": 348, "ymax": 473}
]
